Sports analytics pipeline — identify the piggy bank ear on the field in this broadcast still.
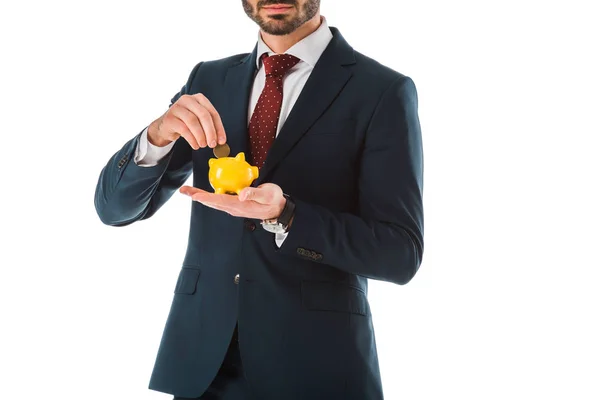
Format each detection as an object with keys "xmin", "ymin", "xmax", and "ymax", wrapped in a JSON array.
[
  {"xmin": 208, "ymin": 158, "xmax": 216, "ymax": 167},
  {"xmin": 251, "ymin": 166, "xmax": 259, "ymax": 179},
  {"xmin": 235, "ymin": 152, "xmax": 245, "ymax": 161}
]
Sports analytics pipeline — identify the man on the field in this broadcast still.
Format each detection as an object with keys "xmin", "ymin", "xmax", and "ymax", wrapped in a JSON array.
[{"xmin": 94, "ymin": 0, "xmax": 424, "ymax": 399}]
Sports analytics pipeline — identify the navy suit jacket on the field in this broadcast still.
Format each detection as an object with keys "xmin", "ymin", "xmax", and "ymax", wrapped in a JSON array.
[{"xmin": 94, "ymin": 27, "xmax": 424, "ymax": 400}]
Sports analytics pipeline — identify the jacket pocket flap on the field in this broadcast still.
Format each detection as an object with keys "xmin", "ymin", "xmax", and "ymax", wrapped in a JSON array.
[
  {"xmin": 174, "ymin": 267, "xmax": 201, "ymax": 295},
  {"xmin": 301, "ymin": 280, "xmax": 368, "ymax": 316}
]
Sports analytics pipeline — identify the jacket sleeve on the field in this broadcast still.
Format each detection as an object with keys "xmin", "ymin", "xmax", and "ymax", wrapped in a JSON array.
[
  {"xmin": 278, "ymin": 76, "xmax": 424, "ymax": 285},
  {"xmin": 94, "ymin": 62, "xmax": 203, "ymax": 226}
]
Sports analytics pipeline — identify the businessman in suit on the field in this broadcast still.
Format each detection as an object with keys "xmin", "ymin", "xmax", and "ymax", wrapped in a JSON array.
[{"xmin": 94, "ymin": 0, "xmax": 424, "ymax": 399}]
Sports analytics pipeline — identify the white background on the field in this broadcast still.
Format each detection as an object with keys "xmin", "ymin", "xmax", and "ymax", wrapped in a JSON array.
[{"xmin": 1, "ymin": 1, "xmax": 599, "ymax": 399}]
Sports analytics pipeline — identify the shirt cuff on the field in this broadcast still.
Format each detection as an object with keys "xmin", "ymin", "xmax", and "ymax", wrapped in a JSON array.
[
  {"xmin": 275, "ymin": 232, "xmax": 289, "ymax": 248},
  {"xmin": 134, "ymin": 127, "xmax": 176, "ymax": 167}
]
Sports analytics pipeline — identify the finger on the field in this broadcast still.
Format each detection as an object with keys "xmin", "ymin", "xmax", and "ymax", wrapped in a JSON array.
[
  {"xmin": 194, "ymin": 93, "xmax": 227, "ymax": 145},
  {"xmin": 171, "ymin": 103, "xmax": 207, "ymax": 148},
  {"xmin": 192, "ymin": 192, "xmax": 235, "ymax": 206},
  {"xmin": 177, "ymin": 96, "xmax": 212, "ymax": 147},
  {"xmin": 179, "ymin": 95, "xmax": 215, "ymax": 148},
  {"xmin": 168, "ymin": 117, "xmax": 200, "ymax": 150},
  {"xmin": 179, "ymin": 185, "xmax": 205, "ymax": 197}
]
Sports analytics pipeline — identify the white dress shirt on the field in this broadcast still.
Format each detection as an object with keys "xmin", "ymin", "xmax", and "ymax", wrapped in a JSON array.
[{"xmin": 133, "ymin": 17, "xmax": 333, "ymax": 246}]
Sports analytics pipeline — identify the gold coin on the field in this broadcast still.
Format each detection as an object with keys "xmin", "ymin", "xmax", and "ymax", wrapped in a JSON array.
[{"xmin": 213, "ymin": 143, "xmax": 230, "ymax": 158}]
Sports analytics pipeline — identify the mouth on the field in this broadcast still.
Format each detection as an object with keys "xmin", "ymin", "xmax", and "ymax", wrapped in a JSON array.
[{"xmin": 262, "ymin": 4, "xmax": 294, "ymax": 12}]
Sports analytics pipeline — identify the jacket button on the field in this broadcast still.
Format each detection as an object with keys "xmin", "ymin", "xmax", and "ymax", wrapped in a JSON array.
[
  {"xmin": 244, "ymin": 219, "xmax": 256, "ymax": 231},
  {"xmin": 234, "ymin": 274, "xmax": 240, "ymax": 284}
]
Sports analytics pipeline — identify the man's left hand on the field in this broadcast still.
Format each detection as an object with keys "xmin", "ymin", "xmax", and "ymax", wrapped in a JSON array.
[{"xmin": 179, "ymin": 183, "xmax": 287, "ymax": 220}]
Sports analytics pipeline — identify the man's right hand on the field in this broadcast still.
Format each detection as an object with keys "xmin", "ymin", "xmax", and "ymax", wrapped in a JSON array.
[{"xmin": 147, "ymin": 93, "xmax": 227, "ymax": 150}]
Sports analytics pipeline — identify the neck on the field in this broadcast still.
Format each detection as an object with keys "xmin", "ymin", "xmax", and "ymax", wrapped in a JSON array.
[{"xmin": 260, "ymin": 14, "xmax": 322, "ymax": 54}]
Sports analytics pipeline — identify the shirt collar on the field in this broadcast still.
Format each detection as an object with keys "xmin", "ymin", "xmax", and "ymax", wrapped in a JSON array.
[{"xmin": 255, "ymin": 16, "xmax": 333, "ymax": 69}]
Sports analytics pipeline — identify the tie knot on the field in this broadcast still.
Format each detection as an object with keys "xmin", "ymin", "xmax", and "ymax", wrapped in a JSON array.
[{"xmin": 262, "ymin": 53, "xmax": 300, "ymax": 77}]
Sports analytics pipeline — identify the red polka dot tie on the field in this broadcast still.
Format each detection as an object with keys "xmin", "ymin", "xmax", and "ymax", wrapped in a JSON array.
[{"xmin": 248, "ymin": 53, "xmax": 300, "ymax": 168}]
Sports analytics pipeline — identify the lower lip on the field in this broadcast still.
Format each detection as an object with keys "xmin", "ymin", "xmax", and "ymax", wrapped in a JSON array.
[{"xmin": 263, "ymin": 6, "xmax": 293, "ymax": 13}]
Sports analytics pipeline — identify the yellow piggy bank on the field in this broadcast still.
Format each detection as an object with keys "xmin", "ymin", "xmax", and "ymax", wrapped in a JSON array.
[{"xmin": 208, "ymin": 152, "xmax": 259, "ymax": 195}]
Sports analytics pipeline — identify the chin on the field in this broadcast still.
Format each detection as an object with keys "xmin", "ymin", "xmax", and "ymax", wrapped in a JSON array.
[
  {"xmin": 267, "ymin": 17, "xmax": 293, "ymax": 28},
  {"xmin": 262, "ymin": 11, "xmax": 292, "ymax": 20},
  {"xmin": 263, "ymin": 25, "xmax": 295, "ymax": 35}
]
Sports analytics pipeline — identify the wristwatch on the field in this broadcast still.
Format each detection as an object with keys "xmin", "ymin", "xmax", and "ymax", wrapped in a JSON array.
[{"xmin": 261, "ymin": 194, "xmax": 295, "ymax": 234}]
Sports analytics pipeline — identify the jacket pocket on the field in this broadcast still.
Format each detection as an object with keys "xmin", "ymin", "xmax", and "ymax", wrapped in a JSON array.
[
  {"xmin": 301, "ymin": 280, "xmax": 368, "ymax": 316},
  {"xmin": 174, "ymin": 267, "xmax": 201, "ymax": 295}
]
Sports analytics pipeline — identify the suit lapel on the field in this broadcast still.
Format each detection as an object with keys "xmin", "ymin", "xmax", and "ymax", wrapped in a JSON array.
[
  {"xmin": 222, "ymin": 46, "xmax": 258, "ymax": 158},
  {"xmin": 255, "ymin": 27, "xmax": 356, "ymax": 185}
]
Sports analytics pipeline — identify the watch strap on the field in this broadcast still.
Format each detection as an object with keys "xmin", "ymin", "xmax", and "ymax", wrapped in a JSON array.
[{"xmin": 277, "ymin": 194, "xmax": 295, "ymax": 229}]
